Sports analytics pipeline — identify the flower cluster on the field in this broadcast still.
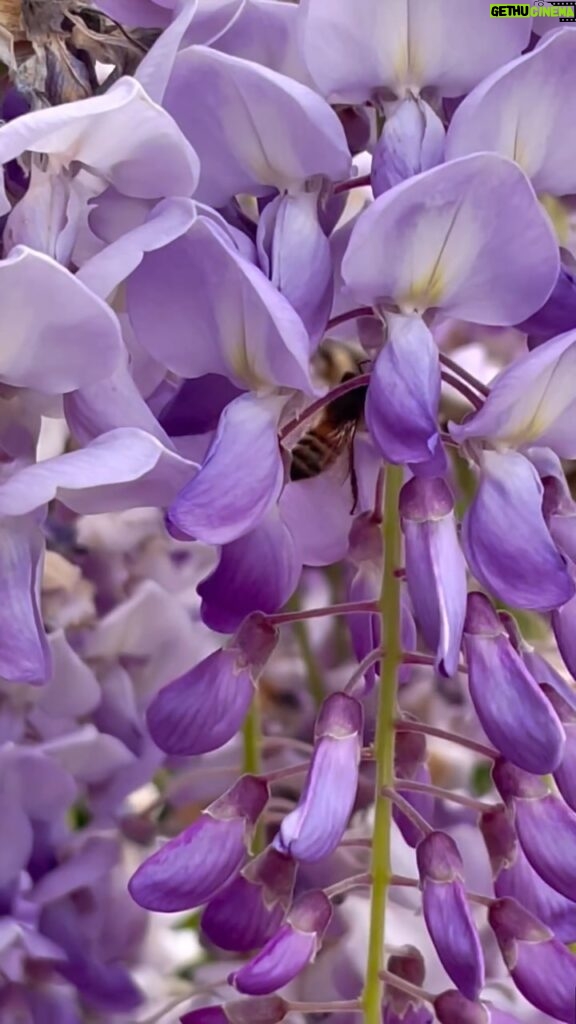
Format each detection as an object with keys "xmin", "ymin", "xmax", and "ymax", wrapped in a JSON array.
[{"xmin": 1, "ymin": 0, "xmax": 576, "ymax": 1022}]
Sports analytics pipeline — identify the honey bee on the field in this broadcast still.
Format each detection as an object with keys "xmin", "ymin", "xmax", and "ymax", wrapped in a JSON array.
[{"xmin": 289, "ymin": 342, "xmax": 368, "ymax": 510}]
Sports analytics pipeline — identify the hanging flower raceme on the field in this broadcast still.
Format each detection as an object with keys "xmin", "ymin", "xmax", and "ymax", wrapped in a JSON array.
[
  {"xmin": 146, "ymin": 613, "xmax": 278, "ymax": 756},
  {"xmin": 274, "ymin": 692, "xmax": 363, "ymax": 862},
  {"xmin": 128, "ymin": 775, "xmax": 269, "ymax": 911}
]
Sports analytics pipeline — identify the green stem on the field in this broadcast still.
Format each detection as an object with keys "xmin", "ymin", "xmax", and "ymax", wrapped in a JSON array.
[
  {"xmin": 363, "ymin": 464, "xmax": 403, "ymax": 1023},
  {"xmin": 243, "ymin": 697, "xmax": 265, "ymax": 853}
]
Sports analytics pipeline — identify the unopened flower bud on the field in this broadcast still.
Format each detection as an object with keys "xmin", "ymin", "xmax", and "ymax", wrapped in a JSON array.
[
  {"xmin": 146, "ymin": 613, "xmax": 277, "ymax": 756},
  {"xmin": 489, "ymin": 897, "xmax": 576, "ymax": 1022},
  {"xmin": 416, "ymin": 832, "xmax": 484, "ymax": 999},
  {"xmin": 275, "ymin": 693, "xmax": 363, "ymax": 862},
  {"xmin": 201, "ymin": 847, "xmax": 295, "ymax": 952},
  {"xmin": 492, "ymin": 758, "xmax": 576, "ymax": 902},
  {"xmin": 400, "ymin": 476, "xmax": 466, "ymax": 677},
  {"xmin": 229, "ymin": 891, "xmax": 332, "ymax": 995},
  {"xmin": 128, "ymin": 775, "xmax": 269, "ymax": 912},
  {"xmin": 481, "ymin": 806, "xmax": 576, "ymax": 943},
  {"xmin": 394, "ymin": 728, "xmax": 433, "ymax": 847}
]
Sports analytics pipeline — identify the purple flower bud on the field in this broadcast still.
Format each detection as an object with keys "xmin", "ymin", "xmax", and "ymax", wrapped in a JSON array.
[
  {"xmin": 201, "ymin": 847, "xmax": 296, "ymax": 952},
  {"xmin": 434, "ymin": 990, "xmax": 522, "ymax": 1024},
  {"xmin": 492, "ymin": 758, "xmax": 576, "ymax": 902},
  {"xmin": 489, "ymin": 897, "xmax": 576, "ymax": 1022},
  {"xmin": 416, "ymin": 832, "xmax": 484, "ymax": 1000},
  {"xmin": 128, "ymin": 775, "xmax": 269, "ymax": 912},
  {"xmin": 146, "ymin": 614, "xmax": 278, "ymax": 756},
  {"xmin": 383, "ymin": 946, "xmax": 433, "ymax": 1023},
  {"xmin": 463, "ymin": 593, "xmax": 565, "ymax": 773},
  {"xmin": 481, "ymin": 806, "xmax": 576, "ymax": 943},
  {"xmin": 275, "ymin": 693, "xmax": 363, "ymax": 862},
  {"xmin": 229, "ymin": 890, "xmax": 332, "ymax": 995},
  {"xmin": 400, "ymin": 477, "xmax": 466, "ymax": 677},
  {"xmin": 181, "ymin": 996, "xmax": 288, "ymax": 1024},
  {"xmin": 393, "ymin": 729, "xmax": 433, "ymax": 847}
]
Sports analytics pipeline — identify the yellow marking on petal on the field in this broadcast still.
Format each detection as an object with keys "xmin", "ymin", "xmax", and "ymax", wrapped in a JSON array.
[
  {"xmin": 539, "ymin": 192, "xmax": 570, "ymax": 247},
  {"xmin": 569, "ymin": 942, "xmax": 576, "ymax": 954}
]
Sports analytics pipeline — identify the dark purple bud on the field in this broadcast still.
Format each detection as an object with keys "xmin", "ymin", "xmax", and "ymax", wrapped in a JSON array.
[
  {"xmin": 489, "ymin": 897, "xmax": 576, "ymax": 1022},
  {"xmin": 493, "ymin": 758, "xmax": 576, "ymax": 901},
  {"xmin": 275, "ymin": 694, "xmax": 362, "ymax": 862},
  {"xmin": 464, "ymin": 593, "xmax": 565, "ymax": 773},
  {"xmin": 416, "ymin": 832, "xmax": 484, "ymax": 1000},
  {"xmin": 434, "ymin": 990, "xmax": 522, "ymax": 1023},
  {"xmin": 201, "ymin": 847, "xmax": 296, "ymax": 952},
  {"xmin": 400, "ymin": 476, "xmax": 466, "ymax": 679},
  {"xmin": 384, "ymin": 946, "xmax": 432, "ymax": 1023},
  {"xmin": 146, "ymin": 614, "xmax": 277, "ymax": 756},
  {"xmin": 518, "ymin": 264, "xmax": 576, "ymax": 346},
  {"xmin": 228, "ymin": 890, "xmax": 332, "ymax": 996},
  {"xmin": 337, "ymin": 105, "xmax": 372, "ymax": 156},
  {"xmin": 181, "ymin": 996, "xmax": 288, "ymax": 1024},
  {"xmin": 394, "ymin": 729, "xmax": 433, "ymax": 847},
  {"xmin": 128, "ymin": 775, "xmax": 269, "ymax": 912},
  {"xmin": 481, "ymin": 806, "xmax": 576, "ymax": 943}
]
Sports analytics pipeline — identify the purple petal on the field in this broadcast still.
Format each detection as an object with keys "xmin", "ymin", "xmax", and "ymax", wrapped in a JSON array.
[
  {"xmin": 0, "ymin": 514, "xmax": 50, "ymax": 683},
  {"xmin": 77, "ymin": 197, "xmax": 196, "ymax": 300},
  {"xmin": 299, "ymin": 0, "xmax": 529, "ymax": 103},
  {"xmin": 552, "ymin": 588, "xmax": 576, "ymax": 679},
  {"xmin": 201, "ymin": 873, "xmax": 285, "ymax": 953},
  {"xmin": 446, "ymin": 27, "xmax": 576, "ymax": 196},
  {"xmin": 166, "ymin": 395, "xmax": 284, "ymax": 545},
  {"xmin": 229, "ymin": 891, "xmax": 331, "ymax": 995},
  {"xmin": 0, "ymin": 77, "xmax": 199, "ymax": 215},
  {"xmin": 450, "ymin": 328, "xmax": 576, "ymax": 458},
  {"xmin": 0, "ymin": 429, "xmax": 194, "ymax": 517},
  {"xmin": 181, "ymin": 996, "xmax": 289, "ymax": 1024},
  {"xmin": 401, "ymin": 477, "xmax": 466, "ymax": 677},
  {"xmin": 417, "ymin": 832, "xmax": 484, "ymax": 1000},
  {"xmin": 146, "ymin": 649, "xmax": 255, "ymax": 756},
  {"xmin": 198, "ymin": 510, "xmax": 300, "ymax": 633},
  {"xmin": 127, "ymin": 213, "xmax": 313, "ymax": 391},
  {"xmin": 276, "ymin": 694, "xmax": 363, "ymax": 862},
  {"xmin": 129, "ymin": 777, "xmax": 269, "ymax": 912},
  {"xmin": 489, "ymin": 897, "xmax": 576, "ymax": 1022},
  {"xmin": 464, "ymin": 594, "xmax": 566, "ymax": 773},
  {"xmin": 163, "ymin": 46, "xmax": 350, "ymax": 206},
  {"xmin": 342, "ymin": 154, "xmax": 559, "ymax": 325},
  {"xmin": 0, "ymin": 246, "xmax": 122, "ymax": 393},
  {"xmin": 462, "ymin": 451, "xmax": 574, "ymax": 611},
  {"xmin": 435, "ymin": 991, "xmax": 521, "ymax": 1024},
  {"xmin": 371, "ymin": 97, "xmax": 445, "ymax": 197},
  {"xmin": 366, "ymin": 317, "xmax": 444, "ymax": 469},
  {"xmin": 256, "ymin": 190, "xmax": 333, "ymax": 347}
]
